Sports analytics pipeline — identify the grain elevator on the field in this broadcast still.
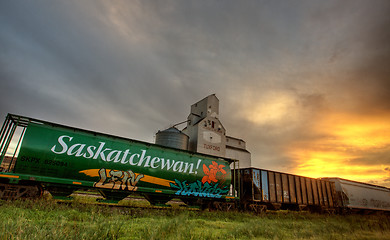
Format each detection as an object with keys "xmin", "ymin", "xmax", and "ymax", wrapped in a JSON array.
[{"xmin": 155, "ymin": 94, "xmax": 251, "ymax": 168}]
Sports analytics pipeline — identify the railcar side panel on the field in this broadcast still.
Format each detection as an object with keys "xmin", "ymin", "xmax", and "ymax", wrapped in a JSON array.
[
  {"xmin": 0, "ymin": 115, "xmax": 236, "ymax": 203},
  {"xmin": 321, "ymin": 181, "xmax": 328, "ymax": 206},
  {"xmin": 269, "ymin": 171, "xmax": 276, "ymax": 202},
  {"xmin": 295, "ymin": 176, "xmax": 302, "ymax": 204},
  {"xmin": 325, "ymin": 181, "xmax": 334, "ymax": 207},
  {"xmin": 261, "ymin": 170, "xmax": 269, "ymax": 201},
  {"xmin": 300, "ymin": 177, "xmax": 308, "ymax": 205},
  {"xmin": 312, "ymin": 179, "xmax": 319, "ymax": 205},
  {"xmin": 306, "ymin": 178, "xmax": 313, "ymax": 205},
  {"xmin": 318, "ymin": 180, "xmax": 324, "ymax": 205},
  {"xmin": 289, "ymin": 175, "xmax": 296, "ymax": 204},
  {"xmin": 252, "ymin": 169, "xmax": 261, "ymax": 200},
  {"xmin": 281, "ymin": 174, "xmax": 289, "ymax": 203},
  {"xmin": 275, "ymin": 173, "xmax": 282, "ymax": 203}
]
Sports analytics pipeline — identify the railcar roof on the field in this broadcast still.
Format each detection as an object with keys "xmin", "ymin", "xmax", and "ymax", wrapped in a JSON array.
[{"xmin": 5, "ymin": 113, "xmax": 238, "ymax": 164}]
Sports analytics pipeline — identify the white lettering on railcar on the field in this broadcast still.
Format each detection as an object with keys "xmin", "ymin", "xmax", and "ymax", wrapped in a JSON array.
[{"xmin": 50, "ymin": 135, "xmax": 210, "ymax": 175}]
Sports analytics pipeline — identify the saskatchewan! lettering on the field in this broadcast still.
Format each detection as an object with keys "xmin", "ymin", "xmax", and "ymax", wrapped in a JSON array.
[{"xmin": 50, "ymin": 135, "xmax": 201, "ymax": 174}]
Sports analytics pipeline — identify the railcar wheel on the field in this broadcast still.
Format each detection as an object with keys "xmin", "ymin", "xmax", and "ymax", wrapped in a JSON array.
[
  {"xmin": 213, "ymin": 202, "xmax": 236, "ymax": 211},
  {"xmin": 0, "ymin": 183, "xmax": 43, "ymax": 200},
  {"xmin": 248, "ymin": 204, "xmax": 267, "ymax": 214}
]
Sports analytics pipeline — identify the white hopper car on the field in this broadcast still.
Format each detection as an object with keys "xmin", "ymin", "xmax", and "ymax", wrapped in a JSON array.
[{"xmin": 325, "ymin": 178, "xmax": 390, "ymax": 213}]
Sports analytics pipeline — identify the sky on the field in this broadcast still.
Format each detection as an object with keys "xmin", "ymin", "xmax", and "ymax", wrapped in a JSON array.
[{"xmin": 1, "ymin": 0, "xmax": 389, "ymax": 187}]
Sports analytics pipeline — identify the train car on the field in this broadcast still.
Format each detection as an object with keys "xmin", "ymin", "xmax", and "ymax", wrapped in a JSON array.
[
  {"xmin": 239, "ymin": 168, "xmax": 337, "ymax": 213},
  {"xmin": 0, "ymin": 114, "xmax": 239, "ymax": 208},
  {"xmin": 324, "ymin": 178, "xmax": 390, "ymax": 213}
]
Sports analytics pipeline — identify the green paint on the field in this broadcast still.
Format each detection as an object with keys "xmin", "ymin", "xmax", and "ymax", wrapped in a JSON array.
[{"xmin": 15, "ymin": 123, "xmax": 232, "ymax": 197}]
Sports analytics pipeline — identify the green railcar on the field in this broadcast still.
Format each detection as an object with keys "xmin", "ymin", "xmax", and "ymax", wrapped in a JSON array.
[{"xmin": 0, "ymin": 114, "xmax": 239, "ymax": 206}]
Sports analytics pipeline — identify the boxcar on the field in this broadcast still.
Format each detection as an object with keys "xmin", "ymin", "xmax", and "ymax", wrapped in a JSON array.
[
  {"xmin": 0, "ymin": 114, "xmax": 239, "ymax": 207},
  {"xmin": 239, "ymin": 168, "xmax": 337, "ymax": 212}
]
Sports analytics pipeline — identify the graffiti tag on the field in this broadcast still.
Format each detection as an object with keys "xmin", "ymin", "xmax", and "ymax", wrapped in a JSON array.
[
  {"xmin": 93, "ymin": 168, "xmax": 144, "ymax": 191},
  {"xmin": 170, "ymin": 179, "xmax": 229, "ymax": 198}
]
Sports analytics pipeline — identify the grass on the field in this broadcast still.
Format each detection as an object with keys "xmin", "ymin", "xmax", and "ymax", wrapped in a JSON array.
[{"xmin": 0, "ymin": 197, "xmax": 389, "ymax": 240}]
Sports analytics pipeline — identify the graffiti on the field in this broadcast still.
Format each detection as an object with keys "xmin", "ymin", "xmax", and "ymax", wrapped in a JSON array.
[
  {"xmin": 170, "ymin": 179, "xmax": 229, "ymax": 198},
  {"xmin": 169, "ymin": 160, "xmax": 229, "ymax": 198},
  {"xmin": 93, "ymin": 168, "xmax": 143, "ymax": 191},
  {"xmin": 202, "ymin": 161, "xmax": 227, "ymax": 184}
]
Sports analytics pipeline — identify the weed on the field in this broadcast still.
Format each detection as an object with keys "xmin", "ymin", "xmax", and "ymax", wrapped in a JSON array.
[{"xmin": 0, "ymin": 199, "xmax": 389, "ymax": 239}]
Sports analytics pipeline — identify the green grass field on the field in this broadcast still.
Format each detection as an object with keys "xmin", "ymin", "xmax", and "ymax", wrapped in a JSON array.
[{"xmin": 0, "ymin": 197, "xmax": 389, "ymax": 240}]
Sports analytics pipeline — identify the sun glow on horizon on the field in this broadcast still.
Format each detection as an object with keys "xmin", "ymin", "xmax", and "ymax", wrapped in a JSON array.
[
  {"xmin": 239, "ymin": 90, "xmax": 390, "ymax": 186},
  {"xmin": 290, "ymin": 111, "xmax": 390, "ymax": 187}
]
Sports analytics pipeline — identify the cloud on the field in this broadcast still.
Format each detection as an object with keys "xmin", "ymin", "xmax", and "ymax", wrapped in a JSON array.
[{"xmin": 0, "ymin": 0, "xmax": 390, "ymax": 186}]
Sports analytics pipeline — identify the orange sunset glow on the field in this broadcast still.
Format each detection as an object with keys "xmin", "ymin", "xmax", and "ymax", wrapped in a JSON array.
[
  {"xmin": 290, "ymin": 111, "xmax": 390, "ymax": 186},
  {"xmin": 239, "ymin": 84, "xmax": 390, "ymax": 187}
]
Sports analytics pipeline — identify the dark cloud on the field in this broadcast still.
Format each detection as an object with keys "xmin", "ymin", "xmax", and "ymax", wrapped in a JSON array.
[
  {"xmin": 1, "ymin": 0, "xmax": 390, "ymax": 185},
  {"xmin": 347, "ymin": 147, "xmax": 390, "ymax": 166},
  {"xmin": 314, "ymin": 1, "xmax": 390, "ymax": 114},
  {"xmin": 340, "ymin": 6, "xmax": 390, "ymax": 113}
]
